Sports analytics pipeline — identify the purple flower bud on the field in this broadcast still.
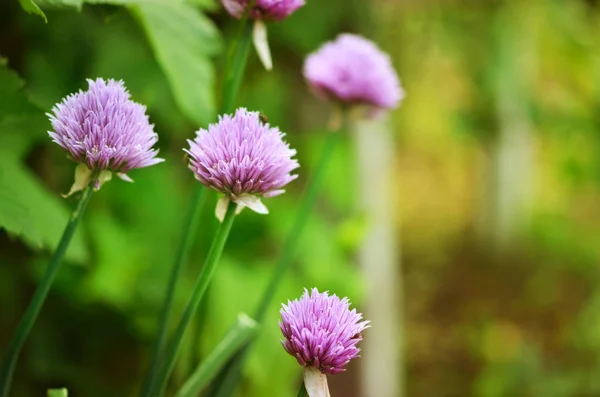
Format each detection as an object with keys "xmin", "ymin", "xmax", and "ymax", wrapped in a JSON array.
[
  {"xmin": 279, "ymin": 288, "xmax": 370, "ymax": 375},
  {"xmin": 48, "ymin": 78, "xmax": 164, "ymax": 183},
  {"xmin": 221, "ymin": 0, "xmax": 305, "ymax": 21},
  {"xmin": 303, "ymin": 34, "xmax": 404, "ymax": 114},
  {"xmin": 185, "ymin": 108, "xmax": 298, "ymax": 216}
]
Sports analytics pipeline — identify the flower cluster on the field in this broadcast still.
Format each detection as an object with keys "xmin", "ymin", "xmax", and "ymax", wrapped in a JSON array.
[
  {"xmin": 304, "ymin": 33, "xmax": 404, "ymax": 114},
  {"xmin": 222, "ymin": 0, "xmax": 305, "ymax": 21},
  {"xmin": 279, "ymin": 288, "xmax": 370, "ymax": 375},
  {"xmin": 48, "ymin": 78, "xmax": 163, "ymax": 191},
  {"xmin": 185, "ymin": 108, "xmax": 299, "ymax": 217}
]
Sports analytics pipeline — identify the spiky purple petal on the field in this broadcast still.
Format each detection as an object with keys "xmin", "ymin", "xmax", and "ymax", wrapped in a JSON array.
[
  {"xmin": 185, "ymin": 108, "xmax": 299, "ymax": 201},
  {"xmin": 48, "ymin": 78, "xmax": 164, "ymax": 175},
  {"xmin": 304, "ymin": 34, "xmax": 404, "ymax": 113},
  {"xmin": 279, "ymin": 288, "xmax": 370, "ymax": 375}
]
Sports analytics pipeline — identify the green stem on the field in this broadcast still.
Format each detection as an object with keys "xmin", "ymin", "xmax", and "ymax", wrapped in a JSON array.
[
  {"xmin": 254, "ymin": 129, "xmax": 342, "ymax": 323},
  {"xmin": 256, "ymin": 121, "xmax": 345, "ymax": 390},
  {"xmin": 139, "ymin": 186, "xmax": 206, "ymax": 397},
  {"xmin": 0, "ymin": 185, "xmax": 93, "ymax": 397},
  {"xmin": 140, "ymin": 9, "xmax": 256, "ymax": 395},
  {"xmin": 210, "ymin": 114, "xmax": 347, "ymax": 397},
  {"xmin": 147, "ymin": 201, "xmax": 237, "ymax": 397},
  {"xmin": 221, "ymin": 16, "xmax": 254, "ymax": 114},
  {"xmin": 176, "ymin": 314, "xmax": 257, "ymax": 397},
  {"xmin": 296, "ymin": 382, "xmax": 308, "ymax": 397}
]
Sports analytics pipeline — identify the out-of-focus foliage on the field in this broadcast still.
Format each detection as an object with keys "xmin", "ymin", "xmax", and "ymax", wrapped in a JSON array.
[
  {"xmin": 378, "ymin": 1, "xmax": 600, "ymax": 396},
  {"xmin": 0, "ymin": 60, "xmax": 87, "ymax": 262},
  {"xmin": 1, "ymin": 0, "xmax": 600, "ymax": 396},
  {"xmin": 1, "ymin": 0, "xmax": 362, "ymax": 396}
]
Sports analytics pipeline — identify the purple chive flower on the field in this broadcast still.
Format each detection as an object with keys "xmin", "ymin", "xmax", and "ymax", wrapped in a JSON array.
[
  {"xmin": 185, "ymin": 108, "xmax": 298, "ymax": 217},
  {"xmin": 48, "ymin": 78, "xmax": 164, "ymax": 189},
  {"xmin": 303, "ymin": 34, "xmax": 404, "ymax": 113},
  {"xmin": 279, "ymin": 288, "xmax": 370, "ymax": 375},
  {"xmin": 221, "ymin": 0, "xmax": 305, "ymax": 21}
]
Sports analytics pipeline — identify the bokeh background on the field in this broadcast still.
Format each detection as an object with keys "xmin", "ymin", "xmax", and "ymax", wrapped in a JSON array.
[{"xmin": 1, "ymin": 0, "xmax": 600, "ymax": 396}]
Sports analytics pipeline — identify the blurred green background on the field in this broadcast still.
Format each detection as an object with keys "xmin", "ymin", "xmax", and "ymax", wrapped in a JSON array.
[{"xmin": 1, "ymin": 0, "xmax": 600, "ymax": 396}]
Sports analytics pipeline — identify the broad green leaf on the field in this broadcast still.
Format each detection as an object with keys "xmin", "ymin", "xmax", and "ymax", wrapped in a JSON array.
[
  {"xmin": 0, "ymin": 114, "xmax": 48, "ymax": 158},
  {"xmin": 18, "ymin": 0, "xmax": 83, "ymax": 21},
  {"xmin": 84, "ymin": 0, "xmax": 215, "ymax": 8},
  {"xmin": 129, "ymin": 2, "xmax": 221, "ymax": 126},
  {"xmin": 86, "ymin": 0, "xmax": 180, "ymax": 4},
  {"xmin": 184, "ymin": 0, "xmax": 218, "ymax": 10},
  {"xmin": 18, "ymin": 0, "xmax": 47, "ymax": 22},
  {"xmin": 0, "ymin": 151, "xmax": 88, "ymax": 263},
  {"xmin": 0, "ymin": 62, "xmax": 87, "ymax": 263},
  {"xmin": 0, "ymin": 170, "xmax": 39, "ymax": 246},
  {"xmin": 0, "ymin": 59, "xmax": 40, "ymax": 119},
  {"xmin": 38, "ymin": 0, "xmax": 82, "ymax": 9}
]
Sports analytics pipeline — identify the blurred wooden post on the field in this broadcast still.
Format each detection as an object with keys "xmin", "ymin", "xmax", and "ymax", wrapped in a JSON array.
[
  {"xmin": 478, "ymin": 1, "xmax": 537, "ymax": 251},
  {"xmin": 353, "ymin": 114, "xmax": 403, "ymax": 397}
]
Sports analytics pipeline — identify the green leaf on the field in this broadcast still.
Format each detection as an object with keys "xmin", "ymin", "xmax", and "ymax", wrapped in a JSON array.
[
  {"xmin": 18, "ymin": 0, "xmax": 84, "ymax": 21},
  {"xmin": 85, "ymin": 0, "xmax": 184, "ymax": 4},
  {"xmin": 0, "ymin": 114, "xmax": 48, "ymax": 159},
  {"xmin": 47, "ymin": 388, "xmax": 68, "ymax": 397},
  {"xmin": 0, "ymin": 61, "xmax": 87, "ymax": 263},
  {"xmin": 0, "ymin": 170, "xmax": 39, "ymax": 246},
  {"xmin": 38, "ymin": 0, "xmax": 83, "ymax": 9},
  {"xmin": 18, "ymin": 0, "xmax": 47, "ymax": 22},
  {"xmin": 0, "ymin": 152, "xmax": 88, "ymax": 263},
  {"xmin": 129, "ymin": 2, "xmax": 221, "ymax": 126},
  {"xmin": 184, "ymin": 0, "xmax": 218, "ymax": 10},
  {"xmin": 176, "ymin": 314, "xmax": 257, "ymax": 397},
  {"xmin": 0, "ymin": 59, "xmax": 41, "ymax": 119}
]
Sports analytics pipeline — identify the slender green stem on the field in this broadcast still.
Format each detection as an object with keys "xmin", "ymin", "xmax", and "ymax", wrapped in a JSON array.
[
  {"xmin": 176, "ymin": 314, "xmax": 257, "ymax": 397},
  {"xmin": 254, "ymin": 130, "xmax": 342, "ymax": 323},
  {"xmin": 140, "ymin": 9, "xmax": 256, "ymax": 395},
  {"xmin": 256, "ymin": 111, "xmax": 348, "ymax": 322},
  {"xmin": 139, "ymin": 186, "xmax": 206, "ymax": 397},
  {"xmin": 147, "ymin": 201, "xmax": 237, "ymax": 397},
  {"xmin": 296, "ymin": 382, "xmax": 308, "ymax": 397},
  {"xmin": 210, "ymin": 114, "xmax": 348, "ymax": 397},
  {"xmin": 0, "ymin": 185, "xmax": 93, "ymax": 397},
  {"xmin": 222, "ymin": 17, "xmax": 254, "ymax": 115}
]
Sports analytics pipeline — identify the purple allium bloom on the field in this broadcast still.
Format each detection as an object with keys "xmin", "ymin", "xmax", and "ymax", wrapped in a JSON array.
[
  {"xmin": 303, "ymin": 34, "xmax": 404, "ymax": 113},
  {"xmin": 185, "ymin": 108, "xmax": 298, "ymax": 216},
  {"xmin": 279, "ymin": 288, "xmax": 370, "ymax": 375},
  {"xmin": 221, "ymin": 0, "xmax": 304, "ymax": 21},
  {"xmin": 48, "ymin": 78, "xmax": 164, "ymax": 184}
]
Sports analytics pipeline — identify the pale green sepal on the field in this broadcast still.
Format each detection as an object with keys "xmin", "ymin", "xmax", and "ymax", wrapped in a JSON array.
[
  {"xmin": 116, "ymin": 172, "xmax": 133, "ymax": 183},
  {"xmin": 303, "ymin": 367, "xmax": 330, "ymax": 397},
  {"xmin": 235, "ymin": 194, "xmax": 268, "ymax": 215},
  {"xmin": 62, "ymin": 163, "xmax": 93, "ymax": 198},
  {"xmin": 252, "ymin": 20, "xmax": 272, "ymax": 71},
  {"xmin": 215, "ymin": 196, "xmax": 230, "ymax": 223},
  {"xmin": 96, "ymin": 170, "xmax": 113, "ymax": 190}
]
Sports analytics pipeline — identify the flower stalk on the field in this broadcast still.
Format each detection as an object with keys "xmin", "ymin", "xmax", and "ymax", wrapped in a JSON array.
[
  {"xmin": 296, "ymin": 382, "xmax": 308, "ymax": 397},
  {"xmin": 140, "ymin": 9, "xmax": 258, "ymax": 395},
  {"xmin": 221, "ymin": 13, "xmax": 254, "ymax": 114},
  {"xmin": 175, "ymin": 314, "xmax": 257, "ymax": 397},
  {"xmin": 210, "ymin": 112, "xmax": 347, "ymax": 397},
  {"xmin": 0, "ymin": 184, "xmax": 94, "ymax": 397},
  {"xmin": 138, "ymin": 185, "xmax": 207, "ymax": 397},
  {"xmin": 146, "ymin": 201, "xmax": 238, "ymax": 397}
]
